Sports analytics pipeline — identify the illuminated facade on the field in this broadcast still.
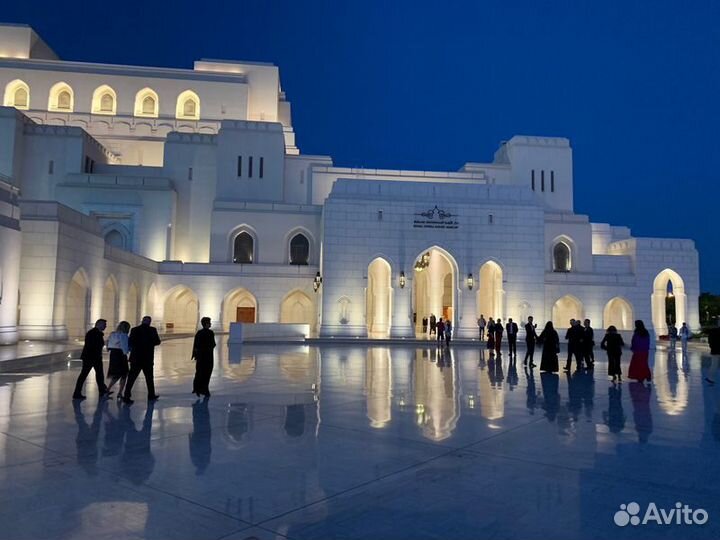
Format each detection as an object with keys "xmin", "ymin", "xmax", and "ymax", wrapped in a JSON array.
[{"xmin": 0, "ymin": 23, "xmax": 700, "ymax": 344}]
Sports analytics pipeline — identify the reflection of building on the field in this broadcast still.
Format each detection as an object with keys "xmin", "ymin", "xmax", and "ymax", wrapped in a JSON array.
[
  {"xmin": 0, "ymin": 24, "xmax": 700, "ymax": 344},
  {"xmin": 414, "ymin": 349, "xmax": 459, "ymax": 441},
  {"xmin": 365, "ymin": 348, "xmax": 392, "ymax": 428}
]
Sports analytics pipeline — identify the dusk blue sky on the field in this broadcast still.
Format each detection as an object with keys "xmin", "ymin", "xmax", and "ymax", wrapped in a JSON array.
[{"xmin": 4, "ymin": 1, "xmax": 719, "ymax": 291}]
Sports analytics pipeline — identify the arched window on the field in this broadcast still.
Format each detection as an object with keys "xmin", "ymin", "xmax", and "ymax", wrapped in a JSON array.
[
  {"xmin": 91, "ymin": 85, "xmax": 117, "ymax": 115},
  {"xmin": 289, "ymin": 233, "xmax": 309, "ymax": 265},
  {"xmin": 48, "ymin": 82, "xmax": 74, "ymax": 112},
  {"xmin": 176, "ymin": 90, "xmax": 200, "ymax": 120},
  {"xmin": 553, "ymin": 242, "xmax": 571, "ymax": 272},
  {"xmin": 104, "ymin": 230, "xmax": 125, "ymax": 248},
  {"xmin": 3, "ymin": 80, "xmax": 30, "ymax": 109},
  {"xmin": 233, "ymin": 232, "xmax": 254, "ymax": 264},
  {"xmin": 134, "ymin": 88, "xmax": 159, "ymax": 117}
]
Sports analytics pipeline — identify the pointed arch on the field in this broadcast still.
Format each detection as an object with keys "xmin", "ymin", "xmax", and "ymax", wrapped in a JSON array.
[
  {"xmin": 175, "ymin": 89, "xmax": 200, "ymax": 120},
  {"xmin": 144, "ymin": 283, "xmax": 158, "ymax": 319},
  {"xmin": 551, "ymin": 235, "xmax": 575, "ymax": 272},
  {"xmin": 102, "ymin": 275, "xmax": 119, "ymax": 329},
  {"xmin": 477, "ymin": 260, "xmax": 505, "ymax": 320},
  {"xmin": 280, "ymin": 289, "xmax": 315, "ymax": 333},
  {"xmin": 222, "ymin": 287, "xmax": 257, "ymax": 331},
  {"xmin": 48, "ymin": 82, "xmax": 74, "ymax": 112},
  {"xmin": 163, "ymin": 285, "xmax": 199, "ymax": 333},
  {"xmin": 3, "ymin": 79, "xmax": 30, "ymax": 109},
  {"xmin": 367, "ymin": 257, "xmax": 393, "ymax": 338},
  {"xmin": 551, "ymin": 295, "xmax": 584, "ymax": 329},
  {"xmin": 134, "ymin": 87, "xmax": 159, "ymax": 117},
  {"xmin": 411, "ymin": 246, "xmax": 459, "ymax": 335},
  {"xmin": 125, "ymin": 283, "xmax": 139, "ymax": 325},
  {"xmin": 66, "ymin": 268, "xmax": 91, "ymax": 338},
  {"xmin": 91, "ymin": 84, "xmax": 117, "ymax": 115},
  {"xmin": 603, "ymin": 297, "xmax": 634, "ymax": 331},
  {"xmin": 651, "ymin": 268, "xmax": 687, "ymax": 336}
]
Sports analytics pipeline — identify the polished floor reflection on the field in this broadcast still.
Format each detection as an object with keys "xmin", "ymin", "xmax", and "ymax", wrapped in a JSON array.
[{"xmin": 0, "ymin": 339, "xmax": 718, "ymax": 539}]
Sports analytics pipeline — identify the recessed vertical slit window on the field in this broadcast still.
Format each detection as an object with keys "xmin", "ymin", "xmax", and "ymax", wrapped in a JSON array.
[
  {"xmin": 531, "ymin": 169, "xmax": 535, "ymax": 191},
  {"xmin": 48, "ymin": 160, "xmax": 54, "ymax": 175},
  {"xmin": 188, "ymin": 167, "xmax": 193, "ymax": 181},
  {"xmin": 551, "ymin": 170, "xmax": 555, "ymax": 192},
  {"xmin": 248, "ymin": 156, "xmax": 253, "ymax": 178},
  {"xmin": 237, "ymin": 156, "xmax": 242, "ymax": 177},
  {"xmin": 259, "ymin": 157, "xmax": 264, "ymax": 179},
  {"xmin": 541, "ymin": 170, "xmax": 545, "ymax": 192}
]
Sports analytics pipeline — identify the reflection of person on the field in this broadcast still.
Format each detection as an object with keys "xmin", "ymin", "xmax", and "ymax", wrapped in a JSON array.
[
  {"xmin": 704, "ymin": 320, "xmax": 720, "ymax": 385},
  {"xmin": 628, "ymin": 320, "xmax": 651, "ymax": 382},
  {"xmin": 73, "ymin": 319, "xmax": 109, "ymax": 400},
  {"xmin": 629, "ymin": 381, "xmax": 653, "ymax": 443},
  {"xmin": 506, "ymin": 318, "xmax": 518, "ymax": 357},
  {"xmin": 106, "ymin": 321, "xmax": 131, "ymax": 398},
  {"xmin": 601, "ymin": 326, "xmax": 625, "ymax": 382},
  {"xmin": 540, "ymin": 372, "xmax": 560, "ymax": 422},
  {"xmin": 538, "ymin": 321, "xmax": 559, "ymax": 373},
  {"xmin": 524, "ymin": 317, "xmax": 538, "ymax": 367},
  {"xmin": 604, "ymin": 384, "xmax": 626, "ymax": 433},
  {"xmin": 189, "ymin": 398, "xmax": 211, "ymax": 474},
  {"xmin": 192, "ymin": 317, "xmax": 216, "ymax": 398},
  {"xmin": 123, "ymin": 316, "xmax": 162, "ymax": 404},
  {"xmin": 73, "ymin": 399, "xmax": 104, "ymax": 475},
  {"xmin": 120, "ymin": 403, "xmax": 156, "ymax": 484}
]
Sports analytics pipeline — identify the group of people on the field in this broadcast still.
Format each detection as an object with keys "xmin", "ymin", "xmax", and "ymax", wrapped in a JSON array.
[
  {"xmin": 72, "ymin": 315, "xmax": 217, "ymax": 403},
  {"xmin": 421, "ymin": 314, "xmax": 453, "ymax": 346},
  {"xmin": 477, "ymin": 314, "xmax": 664, "ymax": 384}
]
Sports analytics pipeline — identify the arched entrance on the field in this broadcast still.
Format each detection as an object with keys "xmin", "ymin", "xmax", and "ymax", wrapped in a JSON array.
[
  {"xmin": 603, "ymin": 297, "xmax": 633, "ymax": 330},
  {"xmin": 366, "ymin": 258, "xmax": 392, "ymax": 338},
  {"xmin": 66, "ymin": 268, "xmax": 90, "ymax": 338},
  {"xmin": 164, "ymin": 286, "xmax": 199, "ymax": 333},
  {"xmin": 412, "ymin": 248, "xmax": 457, "ymax": 336},
  {"xmin": 145, "ymin": 283, "xmax": 157, "ymax": 320},
  {"xmin": 125, "ymin": 283, "xmax": 139, "ymax": 324},
  {"xmin": 222, "ymin": 288, "xmax": 257, "ymax": 331},
  {"xmin": 477, "ymin": 261, "xmax": 504, "ymax": 321},
  {"xmin": 280, "ymin": 290, "xmax": 315, "ymax": 333},
  {"xmin": 552, "ymin": 295, "xmax": 584, "ymax": 329},
  {"xmin": 102, "ymin": 276, "xmax": 118, "ymax": 329},
  {"xmin": 652, "ymin": 269, "xmax": 687, "ymax": 336}
]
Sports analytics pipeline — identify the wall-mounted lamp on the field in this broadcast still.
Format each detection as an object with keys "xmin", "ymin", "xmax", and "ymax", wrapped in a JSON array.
[
  {"xmin": 313, "ymin": 271, "xmax": 323, "ymax": 293},
  {"xmin": 399, "ymin": 271, "xmax": 406, "ymax": 289},
  {"xmin": 467, "ymin": 273, "xmax": 474, "ymax": 290}
]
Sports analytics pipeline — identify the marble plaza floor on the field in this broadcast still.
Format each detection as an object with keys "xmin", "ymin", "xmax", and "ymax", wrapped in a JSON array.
[{"xmin": 0, "ymin": 338, "xmax": 718, "ymax": 540}]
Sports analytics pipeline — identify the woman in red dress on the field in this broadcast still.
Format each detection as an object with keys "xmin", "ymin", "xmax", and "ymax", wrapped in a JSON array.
[{"xmin": 628, "ymin": 320, "xmax": 652, "ymax": 382}]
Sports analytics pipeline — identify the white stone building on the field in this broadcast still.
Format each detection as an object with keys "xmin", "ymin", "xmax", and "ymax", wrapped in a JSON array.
[{"xmin": 0, "ymin": 23, "xmax": 700, "ymax": 344}]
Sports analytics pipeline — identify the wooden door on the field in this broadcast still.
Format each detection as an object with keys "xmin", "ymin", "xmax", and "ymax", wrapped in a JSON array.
[{"xmin": 236, "ymin": 307, "xmax": 256, "ymax": 323}]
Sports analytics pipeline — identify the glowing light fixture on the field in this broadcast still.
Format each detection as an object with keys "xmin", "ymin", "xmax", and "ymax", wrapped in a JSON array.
[
  {"xmin": 467, "ymin": 273, "xmax": 474, "ymax": 290},
  {"xmin": 414, "ymin": 252, "xmax": 430, "ymax": 272},
  {"xmin": 399, "ymin": 271, "xmax": 406, "ymax": 289},
  {"xmin": 313, "ymin": 271, "xmax": 323, "ymax": 292}
]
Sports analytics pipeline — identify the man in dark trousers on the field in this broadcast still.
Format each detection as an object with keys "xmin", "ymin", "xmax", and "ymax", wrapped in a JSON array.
[
  {"xmin": 192, "ymin": 317, "xmax": 216, "ymax": 398},
  {"xmin": 564, "ymin": 319, "xmax": 584, "ymax": 372},
  {"xmin": 524, "ymin": 316, "xmax": 538, "ymax": 367},
  {"xmin": 123, "ymin": 316, "xmax": 161, "ymax": 404},
  {"xmin": 73, "ymin": 319, "xmax": 109, "ymax": 400},
  {"xmin": 506, "ymin": 318, "xmax": 519, "ymax": 357},
  {"xmin": 582, "ymin": 318, "xmax": 595, "ymax": 370}
]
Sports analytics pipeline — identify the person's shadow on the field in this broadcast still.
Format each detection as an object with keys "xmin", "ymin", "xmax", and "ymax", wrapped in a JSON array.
[
  {"xmin": 566, "ymin": 370, "xmax": 595, "ymax": 422},
  {"xmin": 629, "ymin": 382, "xmax": 653, "ymax": 443},
  {"xmin": 603, "ymin": 384, "xmax": 626, "ymax": 433},
  {"xmin": 189, "ymin": 398, "xmax": 212, "ymax": 475},
  {"xmin": 73, "ymin": 400, "xmax": 105, "ymax": 476},
  {"xmin": 525, "ymin": 367, "xmax": 538, "ymax": 415},
  {"xmin": 120, "ymin": 402, "xmax": 156, "ymax": 484}
]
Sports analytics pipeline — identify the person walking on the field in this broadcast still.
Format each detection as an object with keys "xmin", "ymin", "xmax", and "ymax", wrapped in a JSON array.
[
  {"xmin": 191, "ymin": 317, "xmax": 216, "ymax": 397},
  {"xmin": 478, "ymin": 315, "xmax": 487, "ymax": 341},
  {"xmin": 524, "ymin": 316, "xmax": 538, "ymax": 367},
  {"xmin": 106, "ymin": 321, "xmax": 131, "ymax": 399},
  {"xmin": 429, "ymin": 314, "xmax": 437, "ymax": 337},
  {"xmin": 679, "ymin": 322, "xmax": 690, "ymax": 353},
  {"xmin": 600, "ymin": 325, "xmax": 625, "ymax": 382},
  {"xmin": 538, "ymin": 321, "xmax": 560, "ymax": 373},
  {"xmin": 486, "ymin": 318, "xmax": 496, "ymax": 353},
  {"xmin": 436, "ymin": 318, "xmax": 445, "ymax": 344},
  {"xmin": 668, "ymin": 323, "xmax": 678, "ymax": 351},
  {"xmin": 422, "ymin": 316, "xmax": 428, "ymax": 334},
  {"xmin": 73, "ymin": 319, "xmax": 110, "ymax": 400},
  {"xmin": 704, "ymin": 320, "xmax": 720, "ymax": 385},
  {"xmin": 564, "ymin": 319, "xmax": 584, "ymax": 372},
  {"xmin": 494, "ymin": 318, "xmax": 504, "ymax": 354},
  {"xmin": 583, "ymin": 319, "xmax": 595, "ymax": 370},
  {"xmin": 445, "ymin": 320, "xmax": 452, "ymax": 346},
  {"xmin": 123, "ymin": 316, "xmax": 162, "ymax": 404},
  {"xmin": 506, "ymin": 318, "xmax": 518, "ymax": 357},
  {"xmin": 628, "ymin": 320, "xmax": 652, "ymax": 383}
]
